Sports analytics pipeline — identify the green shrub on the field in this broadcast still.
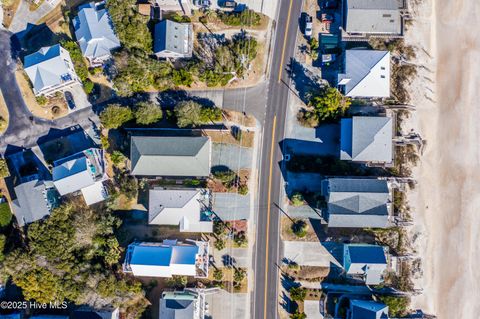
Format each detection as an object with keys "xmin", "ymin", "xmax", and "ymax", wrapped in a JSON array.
[
  {"xmin": 36, "ymin": 95, "xmax": 48, "ymax": 106},
  {"xmin": 100, "ymin": 104, "xmax": 134, "ymax": 129},
  {"xmin": 135, "ymin": 101, "xmax": 163, "ymax": 125},
  {"xmin": 199, "ymin": 107, "xmax": 222, "ymax": 123},
  {"xmin": 305, "ymin": 87, "xmax": 351, "ymax": 123},
  {"xmin": 110, "ymin": 151, "xmax": 126, "ymax": 166},
  {"xmin": 172, "ymin": 69, "xmax": 193, "ymax": 87},
  {"xmin": 61, "ymin": 40, "xmax": 89, "ymax": 82},
  {"xmin": 213, "ymin": 269, "xmax": 223, "ymax": 281},
  {"xmin": 233, "ymin": 268, "xmax": 246, "ymax": 283},
  {"xmin": 290, "ymin": 311, "xmax": 306, "ymax": 319},
  {"xmin": 213, "ymin": 169, "xmax": 237, "ymax": 186},
  {"xmin": 289, "ymin": 286, "xmax": 306, "ymax": 301},
  {"xmin": 218, "ymin": 9, "xmax": 261, "ymax": 26},
  {"xmin": 377, "ymin": 296, "xmax": 410, "ymax": 317},
  {"xmin": 0, "ymin": 202, "xmax": 12, "ymax": 227},
  {"xmin": 83, "ymin": 79, "xmax": 94, "ymax": 94},
  {"xmin": 214, "ymin": 238, "xmax": 226, "ymax": 250},
  {"xmin": 238, "ymin": 184, "xmax": 248, "ymax": 195},
  {"xmin": 213, "ymin": 220, "xmax": 227, "ymax": 236},
  {"xmin": 291, "ymin": 219, "xmax": 308, "ymax": 238},
  {"xmin": 0, "ymin": 234, "xmax": 5, "ymax": 262},
  {"xmin": 0, "ymin": 159, "xmax": 10, "ymax": 178},
  {"xmin": 234, "ymin": 231, "xmax": 247, "ymax": 247},
  {"xmin": 290, "ymin": 192, "xmax": 304, "ymax": 207}
]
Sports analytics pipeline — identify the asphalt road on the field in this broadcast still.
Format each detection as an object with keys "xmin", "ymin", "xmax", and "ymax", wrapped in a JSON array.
[
  {"xmin": 252, "ymin": 0, "xmax": 303, "ymax": 318},
  {"xmin": 0, "ymin": 30, "xmax": 99, "ymax": 155}
]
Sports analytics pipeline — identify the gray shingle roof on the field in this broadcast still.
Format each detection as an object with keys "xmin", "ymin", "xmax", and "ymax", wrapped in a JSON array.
[
  {"xmin": 325, "ymin": 178, "xmax": 390, "ymax": 228},
  {"xmin": 159, "ymin": 292, "xmax": 196, "ymax": 319},
  {"xmin": 130, "ymin": 136, "xmax": 211, "ymax": 177},
  {"xmin": 154, "ymin": 20, "xmax": 193, "ymax": 57},
  {"xmin": 74, "ymin": 2, "xmax": 120, "ymax": 60},
  {"xmin": 345, "ymin": 0, "xmax": 401, "ymax": 35},
  {"xmin": 12, "ymin": 178, "xmax": 58, "ymax": 226},
  {"xmin": 340, "ymin": 116, "xmax": 393, "ymax": 163}
]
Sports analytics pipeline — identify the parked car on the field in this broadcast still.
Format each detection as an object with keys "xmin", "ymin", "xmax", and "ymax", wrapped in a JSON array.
[
  {"xmin": 220, "ymin": 0, "xmax": 236, "ymax": 8},
  {"xmin": 304, "ymin": 14, "xmax": 313, "ymax": 37},
  {"xmin": 194, "ymin": 0, "xmax": 211, "ymax": 7},
  {"xmin": 64, "ymin": 91, "xmax": 76, "ymax": 110},
  {"xmin": 322, "ymin": 0, "xmax": 338, "ymax": 9},
  {"xmin": 321, "ymin": 13, "xmax": 334, "ymax": 23}
]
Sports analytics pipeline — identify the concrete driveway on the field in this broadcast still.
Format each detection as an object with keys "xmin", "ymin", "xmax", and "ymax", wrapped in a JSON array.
[
  {"xmin": 304, "ymin": 300, "xmax": 324, "ymax": 319},
  {"xmin": 66, "ymin": 83, "xmax": 92, "ymax": 112},
  {"xmin": 212, "ymin": 143, "xmax": 253, "ymax": 171},
  {"xmin": 212, "ymin": 193, "xmax": 251, "ymax": 220},
  {"xmin": 205, "ymin": 290, "xmax": 250, "ymax": 319},
  {"xmin": 8, "ymin": 0, "xmax": 55, "ymax": 34},
  {"xmin": 282, "ymin": 241, "xmax": 343, "ymax": 267}
]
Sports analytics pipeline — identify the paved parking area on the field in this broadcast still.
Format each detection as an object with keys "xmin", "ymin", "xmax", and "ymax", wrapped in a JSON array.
[
  {"xmin": 212, "ymin": 193, "xmax": 251, "ymax": 220},
  {"xmin": 304, "ymin": 300, "xmax": 324, "ymax": 319},
  {"xmin": 212, "ymin": 143, "xmax": 253, "ymax": 171},
  {"xmin": 66, "ymin": 84, "xmax": 92, "ymax": 113},
  {"xmin": 205, "ymin": 290, "xmax": 250, "ymax": 319},
  {"xmin": 9, "ymin": 0, "xmax": 55, "ymax": 34},
  {"xmin": 283, "ymin": 241, "xmax": 343, "ymax": 267}
]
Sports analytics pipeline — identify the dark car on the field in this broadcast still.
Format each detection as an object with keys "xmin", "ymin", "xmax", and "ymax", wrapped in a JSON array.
[
  {"xmin": 322, "ymin": 0, "xmax": 338, "ymax": 9},
  {"xmin": 220, "ymin": 0, "xmax": 236, "ymax": 8},
  {"xmin": 64, "ymin": 91, "xmax": 75, "ymax": 110},
  {"xmin": 194, "ymin": 0, "xmax": 211, "ymax": 7}
]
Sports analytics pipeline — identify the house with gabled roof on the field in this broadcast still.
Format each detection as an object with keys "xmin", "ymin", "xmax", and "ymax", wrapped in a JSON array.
[
  {"xmin": 159, "ymin": 291, "xmax": 201, "ymax": 319},
  {"xmin": 130, "ymin": 135, "xmax": 211, "ymax": 177},
  {"xmin": 338, "ymin": 50, "xmax": 390, "ymax": 98},
  {"xmin": 73, "ymin": 1, "xmax": 121, "ymax": 66},
  {"xmin": 149, "ymin": 188, "xmax": 213, "ymax": 232},
  {"xmin": 340, "ymin": 116, "xmax": 393, "ymax": 164},
  {"xmin": 24, "ymin": 44, "xmax": 80, "ymax": 96},
  {"xmin": 322, "ymin": 178, "xmax": 392, "ymax": 228},
  {"xmin": 154, "ymin": 19, "xmax": 193, "ymax": 59},
  {"xmin": 154, "ymin": 0, "xmax": 192, "ymax": 16},
  {"xmin": 343, "ymin": 244, "xmax": 387, "ymax": 285},
  {"xmin": 52, "ymin": 148, "xmax": 108, "ymax": 205},
  {"xmin": 342, "ymin": 0, "xmax": 404, "ymax": 40},
  {"xmin": 123, "ymin": 240, "xmax": 209, "ymax": 278},
  {"xmin": 347, "ymin": 299, "xmax": 389, "ymax": 319}
]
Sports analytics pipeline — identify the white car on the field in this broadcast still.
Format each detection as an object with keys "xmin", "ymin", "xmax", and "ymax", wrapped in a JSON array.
[{"xmin": 304, "ymin": 14, "xmax": 313, "ymax": 37}]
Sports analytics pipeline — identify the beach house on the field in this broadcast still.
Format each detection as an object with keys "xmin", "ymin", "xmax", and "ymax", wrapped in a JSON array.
[
  {"xmin": 322, "ymin": 178, "xmax": 392, "ymax": 228},
  {"xmin": 340, "ymin": 116, "xmax": 393, "ymax": 164},
  {"xmin": 346, "ymin": 299, "xmax": 389, "ymax": 319},
  {"xmin": 73, "ymin": 1, "xmax": 121, "ymax": 66},
  {"xmin": 159, "ymin": 291, "xmax": 202, "ymax": 319},
  {"xmin": 343, "ymin": 244, "xmax": 388, "ymax": 285},
  {"xmin": 154, "ymin": 20, "xmax": 193, "ymax": 59}
]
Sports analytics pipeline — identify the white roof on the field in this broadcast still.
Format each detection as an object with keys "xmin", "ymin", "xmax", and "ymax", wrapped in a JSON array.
[
  {"xmin": 53, "ymin": 157, "xmax": 96, "ymax": 195},
  {"xmin": 149, "ymin": 188, "xmax": 213, "ymax": 232},
  {"xmin": 338, "ymin": 50, "xmax": 390, "ymax": 98},
  {"xmin": 74, "ymin": 2, "xmax": 120, "ymax": 60},
  {"xmin": 24, "ymin": 44, "xmax": 77, "ymax": 94},
  {"xmin": 81, "ymin": 181, "xmax": 107, "ymax": 205}
]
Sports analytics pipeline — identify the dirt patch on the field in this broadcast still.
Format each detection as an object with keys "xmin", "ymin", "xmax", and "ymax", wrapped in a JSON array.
[
  {"xmin": 280, "ymin": 217, "xmax": 320, "ymax": 242},
  {"xmin": 15, "ymin": 70, "xmax": 69, "ymax": 119},
  {"xmin": 206, "ymin": 266, "xmax": 248, "ymax": 293},
  {"xmin": 0, "ymin": 91, "xmax": 10, "ymax": 134},
  {"xmin": 204, "ymin": 129, "xmax": 254, "ymax": 148},
  {"xmin": 207, "ymin": 169, "xmax": 250, "ymax": 193},
  {"xmin": 2, "ymin": 0, "xmax": 22, "ymax": 28},
  {"xmin": 223, "ymin": 109, "xmax": 256, "ymax": 127},
  {"xmin": 283, "ymin": 265, "xmax": 330, "ymax": 282}
]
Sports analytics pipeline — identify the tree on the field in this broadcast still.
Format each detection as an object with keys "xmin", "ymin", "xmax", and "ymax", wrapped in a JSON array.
[
  {"xmin": 0, "ymin": 203, "xmax": 12, "ymax": 227},
  {"xmin": 172, "ymin": 69, "xmax": 193, "ymax": 87},
  {"xmin": 234, "ymin": 231, "xmax": 247, "ymax": 247},
  {"xmin": 213, "ymin": 169, "xmax": 237, "ymax": 187},
  {"xmin": 213, "ymin": 220, "xmax": 227, "ymax": 237},
  {"xmin": 308, "ymin": 87, "xmax": 351, "ymax": 121},
  {"xmin": 110, "ymin": 151, "xmax": 126, "ymax": 166},
  {"xmin": 213, "ymin": 269, "xmax": 223, "ymax": 281},
  {"xmin": 290, "ymin": 192, "xmax": 305, "ymax": 207},
  {"xmin": 214, "ymin": 238, "xmax": 226, "ymax": 250},
  {"xmin": 233, "ymin": 268, "xmax": 246, "ymax": 283},
  {"xmin": 166, "ymin": 275, "xmax": 188, "ymax": 289},
  {"xmin": 0, "ymin": 234, "xmax": 6, "ymax": 262},
  {"xmin": 84, "ymin": 79, "xmax": 94, "ymax": 94},
  {"xmin": 0, "ymin": 158, "xmax": 10, "ymax": 178},
  {"xmin": 36, "ymin": 95, "xmax": 48, "ymax": 106},
  {"xmin": 174, "ymin": 101, "xmax": 202, "ymax": 127},
  {"xmin": 291, "ymin": 219, "xmax": 308, "ymax": 238},
  {"xmin": 289, "ymin": 286, "xmax": 306, "ymax": 302},
  {"xmin": 135, "ymin": 101, "xmax": 163, "ymax": 125},
  {"xmin": 377, "ymin": 296, "xmax": 410, "ymax": 317},
  {"xmin": 100, "ymin": 104, "xmax": 134, "ymax": 129}
]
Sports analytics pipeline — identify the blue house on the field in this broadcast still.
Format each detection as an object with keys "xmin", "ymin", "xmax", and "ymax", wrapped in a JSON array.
[
  {"xmin": 343, "ymin": 244, "xmax": 387, "ymax": 285},
  {"xmin": 347, "ymin": 299, "xmax": 389, "ymax": 319}
]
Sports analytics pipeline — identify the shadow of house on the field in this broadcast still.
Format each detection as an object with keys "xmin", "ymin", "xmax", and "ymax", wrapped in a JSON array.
[
  {"xmin": 37, "ymin": 125, "xmax": 97, "ymax": 164},
  {"xmin": 287, "ymin": 58, "xmax": 323, "ymax": 104},
  {"xmin": 14, "ymin": 23, "xmax": 70, "ymax": 60}
]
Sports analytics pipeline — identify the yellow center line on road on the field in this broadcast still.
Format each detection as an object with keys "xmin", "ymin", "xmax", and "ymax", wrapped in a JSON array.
[
  {"xmin": 278, "ymin": 0, "xmax": 294, "ymax": 83},
  {"xmin": 263, "ymin": 115, "xmax": 277, "ymax": 319}
]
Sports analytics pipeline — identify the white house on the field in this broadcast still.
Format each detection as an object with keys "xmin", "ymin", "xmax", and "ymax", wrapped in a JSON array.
[
  {"xmin": 149, "ymin": 188, "xmax": 213, "ymax": 232},
  {"xmin": 24, "ymin": 44, "xmax": 80, "ymax": 97},
  {"xmin": 338, "ymin": 50, "xmax": 390, "ymax": 98},
  {"xmin": 154, "ymin": 20, "xmax": 193, "ymax": 59},
  {"xmin": 52, "ymin": 148, "xmax": 108, "ymax": 205},
  {"xmin": 73, "ymin": 2, "xmax": 121, "ymax": 66},
  {"xmin": 123, "ymin": 240, "xmax": 209, "ymax": 278}
]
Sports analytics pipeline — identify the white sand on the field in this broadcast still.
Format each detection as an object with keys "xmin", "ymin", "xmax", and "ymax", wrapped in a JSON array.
[{"xmin": 406, "ymin": 0, "xmax": 480, "ymax": 318}]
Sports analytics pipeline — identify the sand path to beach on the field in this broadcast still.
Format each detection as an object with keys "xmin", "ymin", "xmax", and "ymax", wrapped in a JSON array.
[{"xmin": 408, "ymin": 0, "xmax": 480, "ymax": 318}]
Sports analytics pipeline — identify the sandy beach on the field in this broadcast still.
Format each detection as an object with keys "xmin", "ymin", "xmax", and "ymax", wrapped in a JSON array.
[{"xmin": 406, "ymin": 0, "xmax": 480, "ymax": 318}]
